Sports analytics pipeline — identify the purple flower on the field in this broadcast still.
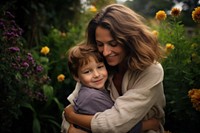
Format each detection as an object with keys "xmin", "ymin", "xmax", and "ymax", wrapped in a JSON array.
[
  {"xmin": 0, "ymin": 19, "xmax": 5, "ymax": 29},
  {"xmin": 27, "ymin": 53, "xmax": 35, "ymax": 65},
  {"xmin": 8, "ymin": 47, "xmax": 20, "ymax": 52},
  {"xmin": 21, "ymin": 62, "xmax": 29, "ymax": 68},
  {"xmin": 36, "ymin": 65, "xmax": 43, "ymax": 73}
]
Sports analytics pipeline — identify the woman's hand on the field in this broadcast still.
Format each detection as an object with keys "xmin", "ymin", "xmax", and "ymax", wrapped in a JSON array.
[
  {"xmin": 64, "ymin": 104, "xmax": 93, "ymax": 129},
  {"xmin": 68, "ymin": 124, "xmax": 87, "ymax": 133},
  {"xmin": 64, "ymin": 104, "xmax": 75, "ymax": 123}
]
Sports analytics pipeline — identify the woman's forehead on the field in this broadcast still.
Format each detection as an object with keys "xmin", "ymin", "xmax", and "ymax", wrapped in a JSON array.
[{"xmin": 95, "ymin": 27, "xmax": 113, "ymax": 42}]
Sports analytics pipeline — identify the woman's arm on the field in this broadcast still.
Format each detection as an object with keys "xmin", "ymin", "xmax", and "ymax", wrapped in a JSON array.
[
  {"xmin": 68, "ymin": 124, "xmax": 88, "ymax": 133},
  {"xmin": 64, "ymin": 104, "xmax": 93, "ymax": 130}
]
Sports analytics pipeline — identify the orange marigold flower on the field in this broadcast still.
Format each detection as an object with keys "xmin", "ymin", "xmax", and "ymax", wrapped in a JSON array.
[
  {"xmin": 188, "ymin": 89, "xmax": 200, "ymax": 111},
  {"xmin": 57, "ymin": 74, "xmax": 65, "ymax": 82},
  {"xmin": 192, "ymin": 6, "xmax": 200, "ymax": 23},
  {"xmin": 155, "ymin": 10, "xmax": 167, "ymax": 21},
  {"xmin": 171, "ymin": 8, "xmax": 181, "ymax": 17}
]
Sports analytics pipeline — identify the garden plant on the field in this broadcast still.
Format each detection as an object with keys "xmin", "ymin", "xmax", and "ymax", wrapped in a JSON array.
[{"xmin": 154, "ymin": 6, "xmax": 200, "ymax": 133}]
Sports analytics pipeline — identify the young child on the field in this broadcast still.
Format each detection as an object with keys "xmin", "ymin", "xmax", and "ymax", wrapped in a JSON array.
[{"xmin": 63, "ymin": 43, "xmax": 159, "ymax": 133}]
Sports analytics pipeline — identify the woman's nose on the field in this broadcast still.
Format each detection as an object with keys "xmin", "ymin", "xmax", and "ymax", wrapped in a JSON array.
[{"xmin": 102, "ymin": 44, "xmax": 111, "ymax": 56}]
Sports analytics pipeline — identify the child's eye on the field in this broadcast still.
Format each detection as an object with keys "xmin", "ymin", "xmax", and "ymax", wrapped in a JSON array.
[
  {"xmin": 97, "ymin": 65, "xmax": 105, "ymax": 69},
  {"xmin": 83, "ymin": 70, "xmax": 90, "ymax": 74}
]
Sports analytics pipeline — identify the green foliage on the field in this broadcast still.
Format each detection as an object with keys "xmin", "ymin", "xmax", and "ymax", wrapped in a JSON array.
[
  {"xmin": 0, "ymin": 0, "xmax": 82, "ymax": 47},
  {"xmin": 152, "ymin": 9, "xmax": 200, "ymax": 132},
  {"xmin": 0, "ymin": 11, "xmax": 64, "ymax": 133}
]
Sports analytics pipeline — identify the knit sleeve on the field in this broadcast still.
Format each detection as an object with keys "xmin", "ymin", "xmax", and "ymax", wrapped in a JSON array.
[{"xmin": 91, "ymin": 63, "xmax": 165, "ymax": 133}]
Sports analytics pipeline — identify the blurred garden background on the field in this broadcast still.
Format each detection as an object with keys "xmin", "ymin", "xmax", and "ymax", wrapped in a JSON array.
[{"xmin": 0, "ymin": 0, "xmax": 200, "ymax": 133}]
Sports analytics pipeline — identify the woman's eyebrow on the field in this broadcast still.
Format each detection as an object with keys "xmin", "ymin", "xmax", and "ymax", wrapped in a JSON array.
[{"xmin": 96, "ymin": 40, "xmax": 115, "ymax": 43}]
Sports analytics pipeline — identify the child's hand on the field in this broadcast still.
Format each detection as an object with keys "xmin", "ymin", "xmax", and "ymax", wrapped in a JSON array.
[{"xmin": 142, "ymin": 118, "xmax": 160, "ymax": 131}]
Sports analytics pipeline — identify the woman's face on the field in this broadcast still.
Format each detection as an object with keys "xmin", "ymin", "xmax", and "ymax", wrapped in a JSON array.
[{"xmin": 95, "ymin": 26, "xmax": 126, "ymax": 66}]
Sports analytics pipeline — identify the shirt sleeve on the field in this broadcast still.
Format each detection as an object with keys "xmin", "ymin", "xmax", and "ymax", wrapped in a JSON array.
[{"xmin": 91, "ymin": 63, "xmax": 165, "ymax": 133}]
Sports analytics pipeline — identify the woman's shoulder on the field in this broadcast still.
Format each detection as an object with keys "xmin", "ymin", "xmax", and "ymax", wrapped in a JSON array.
[
  {"xmin": 143, "ymin": 62, "xmax": 164, "ymax": 80},
  {"xmin": 126, "ymin": 62, "xmax": 164, "ymax": 81},
  {"xmin": 146, "ymin": 62, "xmax": 163, "ymax": 74},
  {"xmin": 128, "ymin": 62, "xmax": 163, "ymax": 75}
]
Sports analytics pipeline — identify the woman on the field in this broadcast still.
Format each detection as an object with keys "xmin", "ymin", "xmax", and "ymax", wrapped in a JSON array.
[{"xmin": 64, "ymin": 4, "xmax": 165, "ymax": 133}]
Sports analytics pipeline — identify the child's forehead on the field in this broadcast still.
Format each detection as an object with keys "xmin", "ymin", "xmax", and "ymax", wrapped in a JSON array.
[
  {"xmin": 82, "ymin": 56, "xmax": 99, "ymax": 62},
  {"xmin": 80, "ymin": 55, "xmax": 102, "ymax": 65}
]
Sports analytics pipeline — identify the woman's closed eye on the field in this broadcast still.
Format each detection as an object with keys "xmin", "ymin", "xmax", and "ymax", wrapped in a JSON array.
[
  {"xmin": 96, "ymin": 40, "xmax": 118, "ymax": 47},
  {"xmin": 108, "ymin": 40, "xmax": 118, "ymax": 47},
  {"xmin": 96, "ymin": 41, "xmax": 104, "ymax": 47}
]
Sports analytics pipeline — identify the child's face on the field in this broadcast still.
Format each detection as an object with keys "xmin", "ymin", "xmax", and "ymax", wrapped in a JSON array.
[{"xmin": 77, "ymin": 57, "xmax": 108, "ymax": 90}]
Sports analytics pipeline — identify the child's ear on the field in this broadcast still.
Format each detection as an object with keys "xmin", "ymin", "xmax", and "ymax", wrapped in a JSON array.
[{"xmin": 73, "ymin": 75, "xmax": 80, "ymax": 82}]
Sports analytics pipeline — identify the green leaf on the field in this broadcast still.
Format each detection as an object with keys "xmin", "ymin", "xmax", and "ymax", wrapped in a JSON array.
[
  {"xmin": 21, "ymin": 102, "xmax": 35, "ymax": 113},
  {"xmin": 42, "ymin": 85, "xmax": 54, "ymax": 106},
  {"xmin": 40, "ymin": 56, "xmax": 49, "ymax": 63},
  {"xmin": 33, "ymin": 117, "xmax": 40, "ymax": 133},
  {"xmin": 53, "ymin": 97, "xmax": 64, "ymax": 112}
]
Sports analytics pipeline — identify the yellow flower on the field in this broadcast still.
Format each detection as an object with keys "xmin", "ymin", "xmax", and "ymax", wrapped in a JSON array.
[
  {"xmin": 165, "ymin": 43, "xmax": 175, "ymax": 55},
  {"xmin": 89, "ymin": 5, "xmax": 97, "ymax": 12},
  {"xmin": 155, "ymin": 10, "xmax": 167, "ymax": 21},
  {"xmin": 192, "ymin": 6, "xmax": 200, "ymax": 23},
  {"xmin": 152, "ymin": 30, "xmax": 159, "ymax": 37},
  {"xmin": 57, "ymin": 74, "xmax": 65, "ymax": 82},
  {"xmin": 166, "ymin": 43, "xmax": 175, "ymax": 50},
  {"xmin": 171, "ymin": 7, "xmax": 181, "ymax": 17},
  {"xmin": 40, "ymin": 46, "xmax": 50, "ymax": 55}
]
